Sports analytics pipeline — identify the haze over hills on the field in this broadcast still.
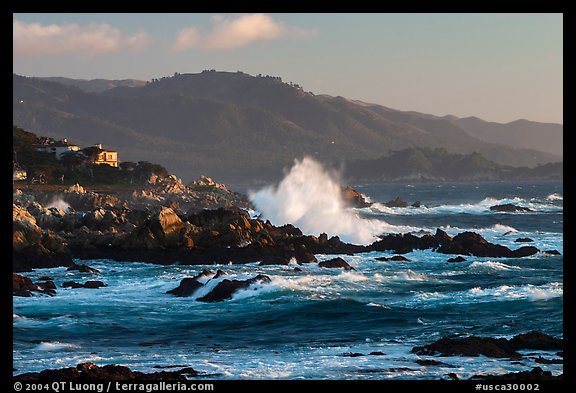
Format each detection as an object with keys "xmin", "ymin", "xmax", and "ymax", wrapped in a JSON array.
[
  {"xmin": 448, "ymin": 116, "xmax": 562, "ymax": 157},
  {"xmin": 13, "ymin": 72, "xmax": 562, "ymax": 184},
  {"xmin": 38, "ymin": 77, "xmax": 147, "ymax": 94}
]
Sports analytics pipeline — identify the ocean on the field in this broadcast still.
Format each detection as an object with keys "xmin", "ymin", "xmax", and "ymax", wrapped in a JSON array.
[{"xmin": 13, "ymin": 180, "xmax": 563, "ymax": 379}]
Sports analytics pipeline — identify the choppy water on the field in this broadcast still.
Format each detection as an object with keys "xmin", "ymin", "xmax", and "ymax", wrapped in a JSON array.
[{"xmin": 13, "ymin": 181, "xmax": 563, "ymax": 379}]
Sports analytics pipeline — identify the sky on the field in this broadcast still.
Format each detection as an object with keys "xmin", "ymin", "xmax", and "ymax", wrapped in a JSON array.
[{"xmin": 13, "ymin": 13, "xmax": 563, "ymax": 124}]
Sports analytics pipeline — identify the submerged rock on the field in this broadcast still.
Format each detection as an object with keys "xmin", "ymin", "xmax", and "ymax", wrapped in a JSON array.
[
  {"xmin": 318, "ymin": 257, "xmax": 355, "ymax": 270},
  {"xmin": 66, "ymin": 262, "xmax": 101, "ymax": 274},
  {"xmin": 62, "ymin": 280, "xmax": 107, "ymax": 289},
  {"xmin": 490, "ymin": 204, "xmax": 532, "ymax": 212}
]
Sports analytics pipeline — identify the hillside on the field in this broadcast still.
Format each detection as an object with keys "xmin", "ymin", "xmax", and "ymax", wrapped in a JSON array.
[
  {"xmin": 448, "ymin": 116, "xmax": 563, "ymax": 157},
  {"xmin": 38, "ymin": 77, "xmax": 147, "ymax": 93},
  {"xmin": 13, "ymin": 72, "xmax": 562, "ymax": 184},
  {"xmin": 343, "ymin": 148, "xmax": 563, "ymax": 182}
]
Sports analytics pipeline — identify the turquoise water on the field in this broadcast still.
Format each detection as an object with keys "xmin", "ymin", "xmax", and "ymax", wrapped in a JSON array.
[{"xmin": 13, "ymin": 181, "xmax": 563, "ymax": 379}]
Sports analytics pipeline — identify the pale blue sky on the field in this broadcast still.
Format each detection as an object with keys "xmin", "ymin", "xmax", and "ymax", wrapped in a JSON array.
[{"xmin": 13, "ymin": 13, "xmax": 563, "ymax": 124}]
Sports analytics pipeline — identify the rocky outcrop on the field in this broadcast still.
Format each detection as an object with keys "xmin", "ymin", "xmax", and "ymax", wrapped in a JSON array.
[
  {"xmin": 14, "ymin": 362, "xmax": 197, "ymax": 380},
  {"xmin": 412, "ymin": 331, "xmax": 562, "ymax": 359},
  {"xmin": 196, "ymin": 274, "xmax": 271, "ymax": 303},
  {"xmin": 436, "ymin": 232, "xmax": 539, "ymax": 258},
  {"xmin": 515, "ymin": 237, "xmax": 534, "ymax": 243},
  {"xmin": 13, "ymin": 204, "xmax": 72, "ymax": 272},
  {"xmin": 166, "ymin": 270, "xmax": 271, "ymax": 302},
  {"xmin": 490, "ymin": 204, "xmax": 532, "ymax": 213},
  {"xmin": 376, "ymin": 255, "xmax": 410, "ymax": 262},
  {"xmin": 13, "ymin": 184, "xmax": 546, "ymax": 271},
  {"xmin": 13, "ymin": 273, "xmax": 56, "ymax": 297},
  {"xmin": 446, "ymin": 256, "xmax": 466, "ymax": 262},
  {"xmin": 341, "ymin": 186, "xmax": 371, "ymax": 208},
  {"xmin": 67, "ymin": 262, "xmax": 100, "ymax": 274},
  {"xmin": 166, "ymin": 269, "xmax": 215, "ymax": 297},
  {"xmin": 384, "ymin": 196, "xmax": 408, "ymax": 208},
  {"xmin": 62, "ymin": 280, "xmax": 107, "ymax": 289},
  {"xmin": 318, "ymin": 257, "xmax": 355, "ymax": 270}
]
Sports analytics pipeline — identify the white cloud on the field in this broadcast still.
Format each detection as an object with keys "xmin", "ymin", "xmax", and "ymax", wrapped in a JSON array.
[
  {"xmin": 171, "ymin": 13, "xmax": 316, "ymax": 51},
  {"xmin": 13, "ymin": 19, "xmax": 150, "ymax": 57}
]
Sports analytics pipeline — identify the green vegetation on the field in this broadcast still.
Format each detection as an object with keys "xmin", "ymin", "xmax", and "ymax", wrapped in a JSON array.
[{"xmin": 13, "ymin": 125, "xmax": 170, "ymax": 186}]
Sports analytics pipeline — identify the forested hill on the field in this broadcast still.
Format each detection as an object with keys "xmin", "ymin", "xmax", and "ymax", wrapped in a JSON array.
[{"xmin": 13, "ymin": 72, "xmax": 561, "ymax": 183}]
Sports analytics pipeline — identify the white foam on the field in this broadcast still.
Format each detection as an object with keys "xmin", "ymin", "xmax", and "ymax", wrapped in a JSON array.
[
  {"xmin": 467, "ymin": 261, "xmax": 521, "ymax": 273},
  {"xmin": 36, "ymin": 342, "xmax": 80, "ymax": 351},
  {"xmin": 249, "ymin": 157, "xmax": 413, "ymax": 245},
  {"xmin": 546, "ymin": 193, "xmax": 563, "ymax": 201},
  {"xmin": 46, "ymin": 197, "xmax": 72, "ymax": 211},
  {"xmin": 392, "ymin": 270, "xmax": 429, "ymax": 281}
]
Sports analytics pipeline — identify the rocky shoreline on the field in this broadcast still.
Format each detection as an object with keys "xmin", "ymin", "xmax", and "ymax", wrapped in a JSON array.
[
  {"xmin": 13, "ymin": 176, "xmax": 562, "ymax": 380},
  {"xmin": 13, "ymin": 177, "xmax": 556, "ymax": 273}
]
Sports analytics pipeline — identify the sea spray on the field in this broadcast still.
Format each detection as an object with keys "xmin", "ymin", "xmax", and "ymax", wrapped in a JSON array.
[
  {"xmin": 46, "ymin": 196, "xmax": 72, "ymax": 211},
  {"xmin": 249, "ymin": 157, "xmax": 402, "ymax": 244}
]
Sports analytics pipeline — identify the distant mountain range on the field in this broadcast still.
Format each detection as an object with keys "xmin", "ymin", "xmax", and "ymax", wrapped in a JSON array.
[
  {"xmin": 13, "ymin": 72, "xmax": 562, "ymax": 184},
  {"xmin": 343, "ymin": 147, "xmax": 562, "ymax": 182}
]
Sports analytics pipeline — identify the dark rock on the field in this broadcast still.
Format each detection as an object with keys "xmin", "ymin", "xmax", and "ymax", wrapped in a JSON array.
[
  {"xmin": 413, "ymin": 331, "xmax": 562, "ymax": 360},
  {"xmin": 415, "ymin": 359, "xmax": 451, "ymax": 367},
  {"xmin": 447, "ymin": 256, "xmax": 466, "ymax": 262},
  {"xmin": 471, "ymin": 367, "xmax": 561, "ymax": 381},
  {"xmin": 197, "ymin": 274, "xmax": 271, "ymax": 303},
  {"xmin": 293, "ymin": 267, "xmax": 303, "ymax": 272},
  {"xmin": 556, "ymin": 351, "xmax": 563, "ymax": 357},
  {"xmin": 318, "ymin": 257, "xmax": 355, "ymax": 270},
  {"xmin": 13, "ymin": 273, "xmax": 56, "ymax": 296},
  {"xmin": 67, "ymin": 262, "xmax": 101, "ymax": 274},
  {"xmin": 38, "ymin": 276, "xmax": 54, "ymax": 281},
  {"xmin": 384, "ymin": 196, "xmax": 408, "ymax": 208},
  {"xmin": 508, "ymin": 331, "xmax": 563, "ymax": 350},
  {"xmin": 542, "ymin": 249, "xmax": 561, "ymax": 255},
  {"xmin": 434, "ymin": 228, "xmax": 452, "ymax": 245},
  {"xmin": 445, "ymin": 372, "xmax": 459, "ymax": 380},
  {"xmin": 368, "ymin": 351, "xmax": 385, "ymax": 356},
  {"xmin": 37, "ymin": 280, "xmax": 56, "ymax": 290},
  {"xmin": 343, "ymin": 352, "xmax": 365, "ymax": 357},
  {"xmin": 214, "ymin": 269, "xmax": 227, "ymax": 278},
  {"xmin": 515, "ymin": 237, "xmax": 534, "ymax": 243},
  {"xmin": 436, "ymin": 231, "xmax": 538, "ymax": 258},
  {"xmin": 62, "ymin": 281, "xmax": 85, "ymax": 289},
  {"xmin": 411, "ymin": 336, "xmax": 522, "ymax": 359},
  {"xmin": 13, "ymin": 273, "xmax": 37, "ymax": 297},
  {"xmin": 490, "ymin": 204, "xmax": 532, "ymax": 212},
  {"xmin": 533, "ymin": 356, "xmax": 563, "ymax": 365},
  {"xmin": 83, "ymin": 280, "xmax": 107, "ymax": 289},
  {"xmin": 510, "ymin": 246, "xmax": 539, "ymax": 257},
  {"xmin": 39, "ymin": 367, "xmax": 81, "ymax": 380},
  {"xmin": 389, "ymin": 255, "xmax": 410, "ymax": 261},
  {"xmin": 341, "ymin": 186, "xmax": 371, "ymax": 208},
  {"xmin": 377, "ymin": 255, "xmax": 410, "ymax": 261},
  {"xmin": 166, "ymin": 277, "xmax": 204, "ymax": 297},
  {"xmin": 411, "ymin": 201, "xmax": 421, "ymax": 208}
]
